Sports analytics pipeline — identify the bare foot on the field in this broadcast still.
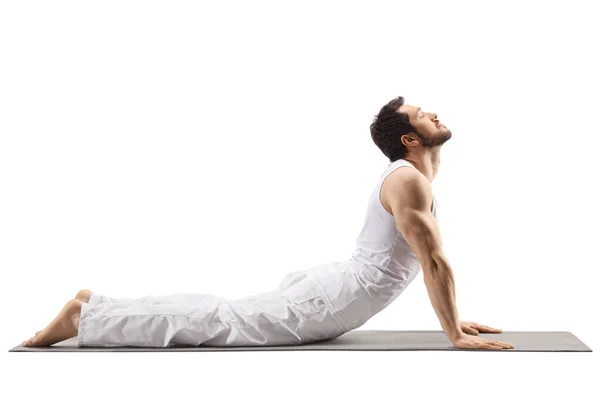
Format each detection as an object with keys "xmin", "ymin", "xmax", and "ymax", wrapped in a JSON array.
[
  {"xmin": 24, "ymin": 299, "xmax": 82, "ymax": 347},
  {"xmin": 34, "ymin": 290, "xmax": 91, "ymax": 337}
]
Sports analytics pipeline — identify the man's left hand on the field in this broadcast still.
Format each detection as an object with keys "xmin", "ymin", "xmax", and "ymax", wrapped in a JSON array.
[{"xmin": 459, "ymin": 320, "xmax": 503, "ymax": 335}]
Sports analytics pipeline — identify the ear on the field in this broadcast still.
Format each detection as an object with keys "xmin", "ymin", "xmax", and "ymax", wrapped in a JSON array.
[{"xmin": 401, "ymin": 134, "xmax": 417, "ymax": 147}]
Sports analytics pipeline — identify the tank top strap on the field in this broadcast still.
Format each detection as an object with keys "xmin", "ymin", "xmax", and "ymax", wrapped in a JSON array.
[{"xmin": 381, "ymin": 159, "xmax": 416, "ymax": 181}]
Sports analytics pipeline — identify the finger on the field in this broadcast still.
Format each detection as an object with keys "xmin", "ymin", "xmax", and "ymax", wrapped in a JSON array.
[
  {"xmin": 467, "ymin": 328, "xmax": 479, "ymax": 335},
  {"xmin": 485, "ymin": 344, "xmax": 503, "ymax": 350},
  {"xmin": 477, "ymin": 324, "xmax": 503, "ymax": 333},
  {"xmin": 476, "ymin": 324, "xmax": 501, "ymax": 332},
  {"xmin": 492, "ymin": 340, "xmax": 514, "ymax": 349}
]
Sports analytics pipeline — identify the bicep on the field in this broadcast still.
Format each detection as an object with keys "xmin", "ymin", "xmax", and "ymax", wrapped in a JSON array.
[
  {"xmin": 389, "ymin": 175, "xmax": 445, "ymax": 271},
  {"xmin": 398, "ymin": 209, "xmax": 444, "ymax": 262}
]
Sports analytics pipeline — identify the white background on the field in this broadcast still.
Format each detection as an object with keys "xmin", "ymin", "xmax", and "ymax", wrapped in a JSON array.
[{"xmin": 1, "ymin": 0, "xmax": 598, "ymax": 399}]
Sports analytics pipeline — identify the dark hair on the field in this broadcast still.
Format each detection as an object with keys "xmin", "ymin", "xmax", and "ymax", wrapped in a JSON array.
[{"xmin": 370, "ymin": 96, "xmax": 416, "ymax": 162}]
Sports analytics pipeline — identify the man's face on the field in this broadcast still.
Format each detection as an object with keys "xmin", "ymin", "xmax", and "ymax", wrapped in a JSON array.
[{"xmin": 398, "ymin": 104, "xmax": 452, "ymax": 148}]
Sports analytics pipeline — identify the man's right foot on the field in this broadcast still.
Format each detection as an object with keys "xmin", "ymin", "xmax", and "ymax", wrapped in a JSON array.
[
  {"xmin": 34, "ymin": 289, "xmax": 91, "ymax": 337},
  {"xmin": 24, "ymin": 299, "xmax": 82, "ymax": 347}
]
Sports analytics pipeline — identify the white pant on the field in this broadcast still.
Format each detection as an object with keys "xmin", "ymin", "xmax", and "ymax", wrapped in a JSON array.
[{"xmin": 77, "ymin": 270, "xmax": 347, "ymax": 347}]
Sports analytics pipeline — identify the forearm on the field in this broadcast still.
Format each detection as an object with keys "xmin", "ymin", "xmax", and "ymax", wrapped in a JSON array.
[{"xmin": 423, "ymin": 259, "xmax": 462, "ymax": 342}]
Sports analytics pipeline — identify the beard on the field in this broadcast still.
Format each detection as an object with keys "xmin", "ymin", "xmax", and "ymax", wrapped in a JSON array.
[{"xmin": 416, "ymin": 127, "xmax": 452, "ymax": 148}]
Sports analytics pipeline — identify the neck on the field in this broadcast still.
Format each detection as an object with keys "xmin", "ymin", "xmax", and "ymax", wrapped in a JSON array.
[{"xmin": 403, "ymin": 148, "xmax": 441, "ymax": 182}]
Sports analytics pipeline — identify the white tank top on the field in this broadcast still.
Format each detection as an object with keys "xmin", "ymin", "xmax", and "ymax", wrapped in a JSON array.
[{"xmin": 305, "ymin": 159, "xmax": 440, "ymax": 332}]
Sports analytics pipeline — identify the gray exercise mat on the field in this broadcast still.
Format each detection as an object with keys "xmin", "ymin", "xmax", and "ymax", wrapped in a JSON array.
[{"xmin": 8, "ymin": 330, "xmax": 592, "ymax": 352}]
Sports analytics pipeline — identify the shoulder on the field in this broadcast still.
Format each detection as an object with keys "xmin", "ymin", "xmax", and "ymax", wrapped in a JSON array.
[
  {"xmin": 384, "ymin": 165, "xmax": 429, "ymax": 193},
  {"xmin": 381, "ymin": 166, "xmax": 431, "ymax": 209}
]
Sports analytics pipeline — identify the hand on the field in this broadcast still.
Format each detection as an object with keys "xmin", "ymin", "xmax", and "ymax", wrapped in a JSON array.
[
  {"xmin": 459, "ymin": 320, "xmax": 503, "ymax": 336},
  {"xmin": 451, "ymin": 332, "xmax": 514, "ymax": 350}
]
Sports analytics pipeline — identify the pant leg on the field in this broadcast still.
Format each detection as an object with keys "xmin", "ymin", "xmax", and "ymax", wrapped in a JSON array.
[
  {"xmin": 88, "ymin": 291, "xmax": 228, "ymax": 308},
  {"xmin": 204, "ymin": 277, "xmax": 345, "ymax": 347},
  {"xmin": 77, "ymin": 272, "xmax": 345, "ymax": 348},
  {"xmin": 86, "ymin": 268, "xmax": 306, "ymax": 307}
]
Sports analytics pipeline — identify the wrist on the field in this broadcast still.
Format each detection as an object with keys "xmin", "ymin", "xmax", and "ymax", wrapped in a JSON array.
[{"xmin": 447, "ymin": 330, "xmax": 463, "ymax": 343}]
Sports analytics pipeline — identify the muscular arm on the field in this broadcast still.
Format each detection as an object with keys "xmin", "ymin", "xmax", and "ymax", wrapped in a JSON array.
[{"xmin": 386, "ymin": 169, "xmax": 462, "ymax": 342}]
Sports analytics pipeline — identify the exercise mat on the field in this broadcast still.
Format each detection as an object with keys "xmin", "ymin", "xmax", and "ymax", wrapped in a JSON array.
[{"xmin": 8, "ymin": 330, "xmax": 592, "ymax": 352}]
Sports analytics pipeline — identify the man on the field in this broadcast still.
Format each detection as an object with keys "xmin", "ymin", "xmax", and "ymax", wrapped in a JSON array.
[{"xmin": 23, "ymin": 96, "xmax": 514, "ymax": 350}]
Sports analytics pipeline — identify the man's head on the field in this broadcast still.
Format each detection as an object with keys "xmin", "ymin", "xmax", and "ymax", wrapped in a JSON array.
[{"xmin": 370, "ymin": 96, "xmax": 452, "ymax": 162}]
